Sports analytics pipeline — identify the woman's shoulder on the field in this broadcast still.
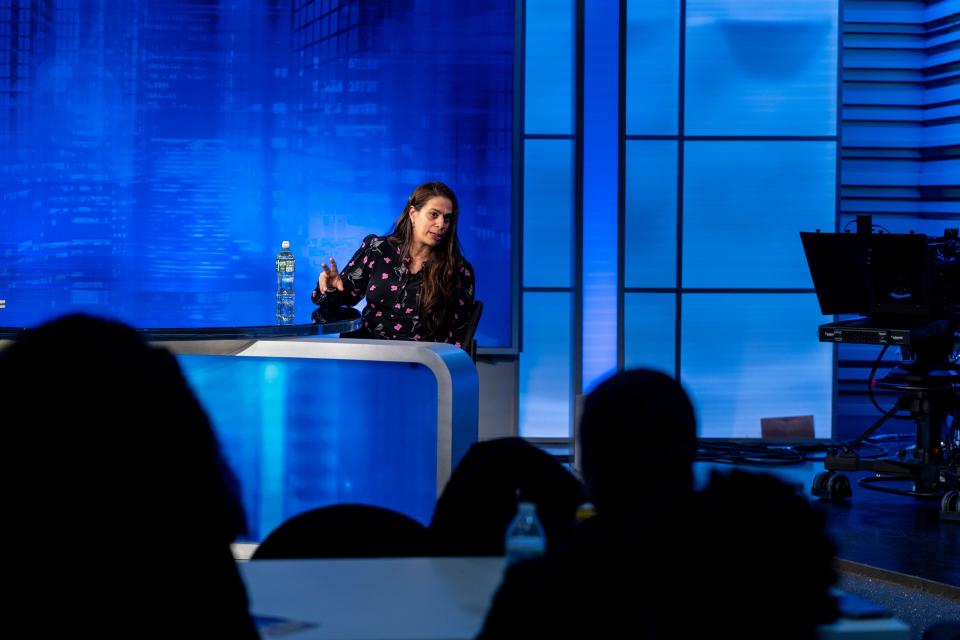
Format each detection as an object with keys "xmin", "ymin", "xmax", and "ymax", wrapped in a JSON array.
[
  {"xmin": 359, "ymin": 233, "xmax": 387, "ymax": 244},
  {"xmin": 457, "ymin": 258, "xmax": 475, "ymax": 280},
  {"xmin": 358, "ymin": 234, "xmax": 395, "ymax": 253}
]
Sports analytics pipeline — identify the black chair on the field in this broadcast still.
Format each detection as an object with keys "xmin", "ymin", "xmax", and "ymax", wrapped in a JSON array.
[
  {"xmin": 428, "ymin": 437, "xmax": 587, "ymax": 556},
  {"xmin": 462, "ymin": 299, "xmax": 483, "ymax": 362},
  {"xmin": 251, "ymin": 504, "xmax": 430, "ymax": 560}
]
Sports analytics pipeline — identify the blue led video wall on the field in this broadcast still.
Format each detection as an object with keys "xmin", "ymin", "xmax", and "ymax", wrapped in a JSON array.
[{"xmin": 0, "ymin": 0, "xmax": 513, "ymax": 347}]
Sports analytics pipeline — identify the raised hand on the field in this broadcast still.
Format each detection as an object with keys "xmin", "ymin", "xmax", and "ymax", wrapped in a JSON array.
[{"xmin": 318, "ymin": 257, "xmax": 345, "ymax": 292}]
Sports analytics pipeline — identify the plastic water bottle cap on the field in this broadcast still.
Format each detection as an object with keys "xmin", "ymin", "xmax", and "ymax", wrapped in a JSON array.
[
  {"xmin": 281, "ymin": 240, "xmax": 290, "ymax": 249},
  {"xmin": 517, "ymin": 502, "xmax": 536, "ymax": 513},
  {"xmin": 575, "ymin": 502, "xmax": 596, "ymax": 521}
]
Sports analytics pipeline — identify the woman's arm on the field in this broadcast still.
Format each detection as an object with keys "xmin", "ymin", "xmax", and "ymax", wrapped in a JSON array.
[
  {"xmin": 443, "ymin": 261, "xmax": 476, "ymax": 349},
  {"xmin": 311, "ymin": 234, "xmax": 377, "ymax": 308}
]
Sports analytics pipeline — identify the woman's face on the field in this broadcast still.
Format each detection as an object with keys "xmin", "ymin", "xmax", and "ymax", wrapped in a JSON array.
[{"xmin": 408, "ymin": 196, "xmax": 454, "ymax": 250}]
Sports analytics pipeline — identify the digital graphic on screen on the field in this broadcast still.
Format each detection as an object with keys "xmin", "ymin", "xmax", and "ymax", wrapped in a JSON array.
[{"xmin": 0, "ymin": 0, "xmax": 513, "ymax": 347}]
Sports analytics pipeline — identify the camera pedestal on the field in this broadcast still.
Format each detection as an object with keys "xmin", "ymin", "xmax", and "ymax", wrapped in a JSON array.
[{"xmin": 814, "ymin": 333, "xmax": 959, "ymax": 522}]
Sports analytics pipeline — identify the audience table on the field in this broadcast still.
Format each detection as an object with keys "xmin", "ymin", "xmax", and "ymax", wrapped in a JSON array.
[{"xmin": 239, "ymin": 556, "xmax": 911, "ymax": 640}]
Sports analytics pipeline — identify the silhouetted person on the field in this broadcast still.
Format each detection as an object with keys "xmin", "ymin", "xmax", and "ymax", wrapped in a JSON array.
[
  {"xmin": 429, "ymin": 437, "xmax": 587, "ymax": 556},
  {"xmin": 578, "ymin": 368, "xmax": 697, "ymax": 521},
  {"xmin": 479, "ymin": 370, "xmax": 838, "ymax": 639},
  {"xmin": 923, "ymin": 622, "xmax": 960, "ymax": 640},
  {"xmin": 478, "ymin": 369, "xmax": 698, "ymax": 638},
  {"xmin": 687, "ymin": 470, "xmax": 838, "ymax": 640},
  {"xmin": 0, "ymin": 314, "xmax": 258, "ymax": 638}
]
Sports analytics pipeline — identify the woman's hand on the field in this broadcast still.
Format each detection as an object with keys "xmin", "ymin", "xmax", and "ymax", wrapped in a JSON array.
[{"xmin": 318, "ymin": 257, "xmax": 345, "ymax": 292}]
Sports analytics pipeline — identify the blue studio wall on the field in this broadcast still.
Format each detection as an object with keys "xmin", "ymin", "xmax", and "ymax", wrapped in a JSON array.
[
  {"xmin": 520, "ymin": 0, "xmax": 841, "ymax": 440},
  {"xmin": 0, "ymin": 0, "xmax": 514, "ymax": 347},
  {"xmin": 518, "ymin": 0, "xmax": 958, "ymax": 441}
]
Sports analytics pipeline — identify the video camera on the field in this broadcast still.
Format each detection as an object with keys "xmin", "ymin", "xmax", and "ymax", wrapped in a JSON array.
[
  {"xmin": 801, "ymin": 216, "xmax": 960, "ymax": 345},
  {"xmin": 800, "ymin": 215, "xmax": 959, "ymax": 513}
]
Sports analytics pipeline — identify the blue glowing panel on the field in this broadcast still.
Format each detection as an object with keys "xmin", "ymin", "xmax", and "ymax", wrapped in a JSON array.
[
  {"xmin": 581, "ymin": 0, "xmax": 619, "ymax": 393},
  {"xmin": 624, "ymin": 140, "xmax": 678, "ymax": 288},
  {"xmin": 626, "ymin": 0, "xmax": 680, "ymax": 135},
  {"xmin": 683, "ymin": 141, "xmax": 836, "ymax": 288},
  {"xmin": 178, "ymin": 354, "xmax": 438, "ymax": 541},
  {"xmin": 842, "ymin": 82, "xmax": 922, "ymax": 107},
  {"xmin": 525, "ymin": 0, "xmax": 574, "ymax": 135},
  {"xmin": 624, "ymin": 293, "xmax": 676, "ymax": 376},
  {"xmin": 523, "ymin": 139, "xmax": 574, "ymax": 287},
  {"xmin": 684, "ymin": 0, "xmax": 838, "ymax": 136},
  {"xmin": 923, "ymin": 159, "xmax": 960, "ymax": 188},
  {"xmin": 841, "ymin": 159, "xmax": 921, "ymax": 188},
  {"xmin": 519, "ymin": 292, "xmax": 572, "ymax": 439},
  {"xmin": 0, "ymin": 1, "xmax": 514, "ymax": 348},
  {"xmin": 680, "ymin": 294, "xmax": 833, "ymax": 439}
]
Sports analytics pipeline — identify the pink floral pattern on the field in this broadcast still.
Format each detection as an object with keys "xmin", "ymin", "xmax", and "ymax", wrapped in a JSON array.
[{"xmin": 312, "ymin": 233, "xmax": 476, "ymax": 351}]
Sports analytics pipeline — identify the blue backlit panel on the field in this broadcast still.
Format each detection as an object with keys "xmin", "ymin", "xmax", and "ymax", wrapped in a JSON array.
[
  {"xmin": 523, "ymin": 139, "xmax": 574, "ymax": 287},
  {"xmin": 519, "ymin": 292, "xmax": 572, "ymax": 439},
  {"xmin": 581, "ymin": 0, "xmax": 619, "ymax": 393},
  {"xmin": 624, "ymin": 293, "xmax": 676, "ymax": 376},
  {"xmin": 525, "ymin": 0, "xmax": 574, "ymax": 135},
  {"xmin": 683, "ymin": 141, "xmax": 836, "ymax": 288},
  {"xmin": 624, "ymin": 140, "xmax": 678, "ymax": 288},
  {"xmin": 179, "ymin": 354, "xmax": 438, "ymax": 540},
  {"xmin": 0, "ymin": 0, "xmax": 514, "ymax": 347},
  {"xmin": 684, "ymin": 0, "xmax": 838, "ymax": 136},
  {"xmin": 681, "ymin": 294, "xmax": 832, "ymax": 439},
  {"xmin": 626, "ymin": 0, "xmax": 679, "ymax": 135}
]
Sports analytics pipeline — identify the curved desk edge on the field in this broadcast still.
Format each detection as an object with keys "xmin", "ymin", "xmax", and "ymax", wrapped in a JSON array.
[{"xmin": 234, "ymin": 338, "xmax": 479, "ymax": 496}]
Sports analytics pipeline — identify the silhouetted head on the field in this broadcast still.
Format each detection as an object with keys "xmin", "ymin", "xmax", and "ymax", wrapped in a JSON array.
[
  {"xmin": 0, "ymin": 313, "xmax": 255, "ymax": 636},
  {"xmin": 578, "ymin": 368, "xmax": 696, "ymax": 516}
]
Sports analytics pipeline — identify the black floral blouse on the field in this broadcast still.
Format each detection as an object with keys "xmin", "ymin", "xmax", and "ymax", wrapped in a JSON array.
[{"xmin": 311, "ymin": 234, "xmax": 476, "ymax": 348}]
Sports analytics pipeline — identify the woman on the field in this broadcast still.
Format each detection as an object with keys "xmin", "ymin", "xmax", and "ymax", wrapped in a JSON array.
[{"xmin": 312, "ymin": 181, "xmax": 476, "ymax": 349}]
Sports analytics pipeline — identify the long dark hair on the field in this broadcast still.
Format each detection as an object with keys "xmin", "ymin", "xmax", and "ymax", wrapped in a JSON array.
[{"xmin": 388, "ymin": 181, "xmax": 465, "ymax": 335}]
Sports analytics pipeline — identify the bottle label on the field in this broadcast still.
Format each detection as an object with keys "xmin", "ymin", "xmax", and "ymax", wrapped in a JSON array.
[{"xmin": 505, "ymin": 536, "xmax": 545, "ymax": 564}]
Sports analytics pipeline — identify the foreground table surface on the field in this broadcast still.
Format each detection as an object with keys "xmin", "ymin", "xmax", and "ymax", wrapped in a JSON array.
[
  {"xmin": 240, "ymin": 556, "xmax": 504, "ymax": 640},
  {"xmin": 239, "ymin": 555, "xmax": 912, "ymax": 640}
]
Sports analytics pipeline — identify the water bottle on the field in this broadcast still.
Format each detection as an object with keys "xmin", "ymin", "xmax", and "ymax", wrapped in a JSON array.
[
  {"xmin": 275, "ymin": 240, "xmax": 295, "ymax": 324},
  {"xmin": 504, "ymin": 501, "xmax": 546, "ymax": 567}
]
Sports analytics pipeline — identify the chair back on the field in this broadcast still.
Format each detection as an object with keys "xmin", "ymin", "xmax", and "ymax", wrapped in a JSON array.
[
  {"xmin": 462, "ymin": 299, "xmax": 483, "ymax": 361},
  {"xmin": 428, "ymin": 437, "xmax": 587, "ymax": 556},
  {"xmin": 251, "ymin": 503, "xmax": 429, "ymax": 560}
]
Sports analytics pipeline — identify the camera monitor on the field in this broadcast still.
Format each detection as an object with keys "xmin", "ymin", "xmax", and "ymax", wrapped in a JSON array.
[{"xmin": 801, "ymin": 231, "xmax": 933, "ymax": 319}]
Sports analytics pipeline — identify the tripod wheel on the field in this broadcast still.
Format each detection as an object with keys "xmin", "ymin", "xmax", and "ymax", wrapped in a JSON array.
[
  {"xmin": 811, "ymin": 471, "xmax": 851, "ymax": 501},
  {"xmin": 941, "ymin": 490, "xmax": 960, "ymax": 522}
]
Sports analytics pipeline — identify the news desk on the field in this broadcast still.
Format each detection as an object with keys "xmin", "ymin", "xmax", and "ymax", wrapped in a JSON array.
[{"xmin": 0, "ymin": 306, "xmax": 480, "ymax": 541}]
